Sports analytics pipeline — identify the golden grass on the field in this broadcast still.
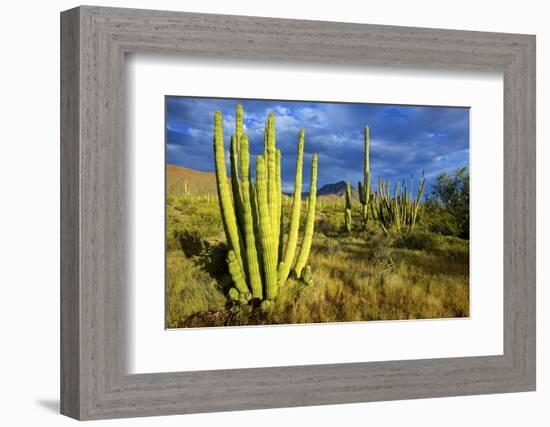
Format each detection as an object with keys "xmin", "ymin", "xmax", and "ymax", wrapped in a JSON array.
[{"xmin": 165, "ymin": 166, "xmax": 469, "ymax": 328}]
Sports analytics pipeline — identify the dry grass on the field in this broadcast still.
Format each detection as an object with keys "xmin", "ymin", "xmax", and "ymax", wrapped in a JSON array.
[
  {"xmin": 165, "ymin": 166, "xmax": 469, "ymax": 328},
  {"xmin": 166, "ymin": 165, "xmax": 469, "ymax": 328},
  {"xmin": 167, "ymin": 164, "xmax": 218, "ymax": 196}
]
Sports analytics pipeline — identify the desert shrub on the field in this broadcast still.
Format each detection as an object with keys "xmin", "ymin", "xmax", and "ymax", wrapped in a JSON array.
[
  {"xmin": 421, "ymin": 206, "xmax": 460, "ymax": 236},
  {"xmin": 316, "ymin": 237, "xmax": 344, "ymax": 257},
  {"xmin": 424, "ymin": 167, "xmax": 469, "ymax": 239},
  {"xmin": 393, "ymin": 231, "xmax": 442, "ymax": 251},
  {"xmin": 176, "ymin": 229, "xmax": 206, "ymax": 257},
  {"xmin": 364, "ymin": 234, "xmax": 394, "ymax": 269},
  {"xmin": 197, "ymin": 242, "xmax": 229, "ymax": 279}
]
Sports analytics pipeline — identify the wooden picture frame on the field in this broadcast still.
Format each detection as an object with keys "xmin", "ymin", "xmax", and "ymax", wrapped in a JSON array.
[{"xmin": 60, "ymin": 5, "xmax": 536, "ymax": 420}]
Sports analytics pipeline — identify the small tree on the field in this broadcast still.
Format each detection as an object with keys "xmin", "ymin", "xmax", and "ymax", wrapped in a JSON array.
[{"xmin": 425, "ymin": 167, "xmax": 469, "ymax": 239}]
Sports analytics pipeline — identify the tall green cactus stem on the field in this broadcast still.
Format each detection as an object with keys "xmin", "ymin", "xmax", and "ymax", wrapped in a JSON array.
[
  {"xmin": 279, "ymin": 129, "xmax": 304, "ymax": 284},
  {"xmin": 411, "ymin": 170, "xmax": 426, "ymax": 228},
  {"xmin": 235, "ymin": 103, "xmax": 244, "ymax": 145},
  {"xmin": 345, "ymin": 181, "xmax": 352, "ymax": 233},
  {"xmin": 255, "ymin": 156, "xmax": 278, "ymax": 300},
  {"xmin": 274, "ymin": 149, "xmax": 282, "ymax": 258},
  {"xmin": 238, "ymin": 135, "xmax": 263, "ymax": 299},
  {"xmin": 358, "ymin": 126, "xmax": 371, "ymax": 228},
  {"xmin": 213, "ymin": 111, "xmax": 244, "ymax": 268},
  {"xmin": 250, "ymin": 182, "xmax": 264, "ymax": 279},
  {"xmin": 230, "ymin": 134, "xmax": 245, "ymax": 238},
  {"xmin": 232, "ymin": 106, "xmax": 245, "ymax": 235},
  {"xmin": 266, "ymin": 113, "xmax": 278, "ymax": 243},
  {"xmin": 294, "ymin": 154, "xmax": 318, "ymax": 279}
]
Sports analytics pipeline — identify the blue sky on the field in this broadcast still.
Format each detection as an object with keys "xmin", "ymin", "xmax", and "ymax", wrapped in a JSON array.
[{"xmin": 166, "ymin": 96, "xmax": 469, "ymax": 193}]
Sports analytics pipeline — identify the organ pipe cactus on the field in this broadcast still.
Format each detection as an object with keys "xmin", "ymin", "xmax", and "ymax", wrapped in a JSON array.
[
  {"xmin": 213, "ymin": 105, "xmax": 318, "ymax": 303},
  {"xmin": 357, "ymin": 126, "xmax": 371, "ymax": 229},
  {"xmin": 344, "ymin": 181, "xmax": 352, "ymax": 233},
  {"xmin": 371, "ymin": 170, "xmax": 426, "ymax": 233}
]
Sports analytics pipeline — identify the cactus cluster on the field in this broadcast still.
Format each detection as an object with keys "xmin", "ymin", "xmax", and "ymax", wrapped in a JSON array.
[
  {"xmin": 213, "ymin": 104, "xmax": 318, "ymax": 304},
  {"xmin": 357, "ymin": 126, "xmax": 371, "ymax": 229},
  {"xmin": 371, "ymin": 171, "xmax": 426, "ymax": 233},
  {"xmin": 344, "ymin": 182, "xmax": 352, "ymax": 233}
]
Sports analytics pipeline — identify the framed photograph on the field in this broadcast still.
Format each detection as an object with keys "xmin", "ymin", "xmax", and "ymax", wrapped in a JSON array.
[{"xmin": 61, "ymin": 6, "xmax": 536, "ymax": 420}]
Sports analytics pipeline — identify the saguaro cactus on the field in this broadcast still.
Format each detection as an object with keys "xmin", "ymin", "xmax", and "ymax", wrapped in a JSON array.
[
  {"xmin": 344, "ymin": 181, "xmax": 352, "ymax": 233},
  {"xmin": 358, "ymin": 126, "xmax": 371, "ymax": 229},
  {"xmin": 213, "ymin": 105, "xmax": 318, "ymax": 303}
]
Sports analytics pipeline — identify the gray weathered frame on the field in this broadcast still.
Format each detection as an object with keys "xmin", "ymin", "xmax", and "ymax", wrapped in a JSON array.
[{"xmin": 60, "ymin": 5, "xmax": 536, "ymax": 420}]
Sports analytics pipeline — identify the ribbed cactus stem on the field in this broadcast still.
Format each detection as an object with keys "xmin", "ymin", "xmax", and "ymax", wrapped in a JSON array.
[
  {"xmin": 362, "ymin": 126, "xmax": 371, "ymax": 227},
  {"xmin": 274, "ymin": 149, "xmax": 282, "ymax": 259},
  {"xmin": 227, "ymin": 250, "xmax": 249, "ymax": 296},
  {"xmin": 279, "ymin": 129, "xmax": 304, "ymax": 284},
  {"xmin": 294, "ymin": 154, "xmax": 318, "ymax": 278},
  {"xmin": 235, "ymin": 103, "xmax": 244, "ymax": 146},
  {"xmin": 238, "ymin": 135, "xmax": 263, "ymax": 299},
  {"xmin": 263, "ymin": 119, "xmax": 269, "ymax": 171},
  {"xmin": 230, "ymin": 134, "xmax": 245, "ymax": 237},
  {"xmin": 266, "ymin": 113, "xmax": 278, "ymax": 244},
  {"xmin": 255, "ymin": 155, "xmax": 278, "ymax": 300},
  {"xmin": 213, "ymin": 111, "xmax": 244, "ymax": 267},
  {"xmin": 345, "ymin": 181, "xmax": 352, "ymax": 233}
]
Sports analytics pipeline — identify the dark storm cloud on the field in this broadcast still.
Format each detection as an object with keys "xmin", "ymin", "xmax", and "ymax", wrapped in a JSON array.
[{"xmin": 166, "ymin": 96, "xmax": 469, "ymax": 194}]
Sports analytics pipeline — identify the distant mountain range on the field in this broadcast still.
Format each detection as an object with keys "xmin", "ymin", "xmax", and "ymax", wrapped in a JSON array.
[
  {"xmin": 167, "ymin": 164, "xmax": 356, "ymax": 199},
  {"xmin": 294, "ymin": 181, "xmax": 358, "ymax": 199},
  {"xmin": 317, "ymin": 181, "xmax": 349, "ymax": 197}
]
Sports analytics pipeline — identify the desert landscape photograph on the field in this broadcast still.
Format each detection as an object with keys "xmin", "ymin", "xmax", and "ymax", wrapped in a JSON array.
[{"xmin": 165, "ymin": 96, "xmax": 470, "ymax": 328}]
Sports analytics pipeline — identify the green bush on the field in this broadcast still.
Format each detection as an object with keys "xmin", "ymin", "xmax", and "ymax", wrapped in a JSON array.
[
  {"xmin": 393, "ymin": 231, "xmax": 442, "ymax": 251},
  {"xmin": 424, "ymin": 167, "xmax": 469, "ymax": 239},
  {"xmin": 422, "ymin": 207, "xmax": 460, "ymax": 236}
]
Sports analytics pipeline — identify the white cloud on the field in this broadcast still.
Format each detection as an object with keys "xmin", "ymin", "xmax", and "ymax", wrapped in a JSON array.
[{"xmin": 188, "ymin": 128, "xmax": 210, "ymax": 139}]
